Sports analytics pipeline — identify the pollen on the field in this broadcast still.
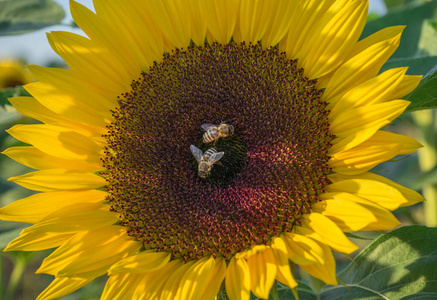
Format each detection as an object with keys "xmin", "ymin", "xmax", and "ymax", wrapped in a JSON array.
[{"xmin": 102, "ymin": 42, "xmax": 333, "ymax": 261}]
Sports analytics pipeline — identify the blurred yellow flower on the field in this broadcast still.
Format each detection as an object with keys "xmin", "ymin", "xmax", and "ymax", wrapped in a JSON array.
[{"xmin": 0, "ymin": 59, "xmax": 34, "ymax": 89}]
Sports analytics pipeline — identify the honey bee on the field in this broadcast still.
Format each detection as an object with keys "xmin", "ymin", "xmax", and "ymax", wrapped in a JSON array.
[
  {"xmin": 201, "ymin": 123, "xmax": 234, "ymax": 144},
  {"xmin": 190, "ymin": 145, "xmax": 224, "ymax": 178}
]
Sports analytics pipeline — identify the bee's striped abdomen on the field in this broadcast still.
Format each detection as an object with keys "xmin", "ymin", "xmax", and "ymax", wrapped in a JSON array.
[
  {"xmin": 203, "ymin": 148, "xmax": 217, "ymax": 161},
  {"xmin": 203, "ymin": 127, "xmax": 219, "ymax": 143}
]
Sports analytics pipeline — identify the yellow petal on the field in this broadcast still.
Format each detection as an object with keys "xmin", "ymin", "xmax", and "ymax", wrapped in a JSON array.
[
  {"xmin": 388, "ymin": 74, "xmax": 422, "ymax": 100},
  {"xmin": 198, "ymin": 257, "xmax": 227, "ymax": 300},
  {"xmin": 236, "ymin": 244, "xmax": 268, "ymax": 259},
  {"xmin": 329, "ymin": 100, "xmax": 409, "ymax": 137},
  {"xmin": 328, "ymin": 100, "xmax": 410, "ymax": 155},
  {"xmin": 361, "ymin": 130, "xmax": 422, "ymax": 155},
  {"xmin": 327, "ymin": 193, "xmax": 401, "ymax": 230},
  {"xmin": 199, "ymin": 0, "xmax": 240, "ymax": 44},
  {"xmin": 246, "ymin": 247, "xmax": 277, "ymax": 299},
  {"xmin": 8, "ymin": 96, "xmax": 106, "ymax": 138},
  {"xmin": 5, "ymin": 231, "xmax": 74, "ymax": 252},
  {"xmin": 329, "ymin": 124, "xmax": 384, "ymax": 155},
  {"xmin": 0, "ymin": 190, "xmax": 107, "ymax": 224},
  {"xmin": 28, "ymin": 62, "xmax": 119, "ymax": 99},
  {"xmin": 8, "ymin": 96, "xmax": 56, "ymax": 122},
  {"xmin": 238, "ymin": 0, "xmax": 273, "ymax": 43},
  {"xmin": 325, "ymin": 177, "xmax": 409, "ymax": 210},
  {"xmin": 101, "ymin": 273, "xmax": 142, "ymax": 300},
  {"xmin": 144, "ymin": 0, "xmax": 192, "ymax": 49},
  {"xmin": 226, "ymin": 257, "xmax": 251, "ymax": 300},
  {"xmin": 107, "ymin": 260, "xmax": 185, "ymax": 300},
  {"xmin": 329, "ymin": 172, "xmax": 425, "ymax": 207},
  {"xmin": 37, "ymin": 226, "xmax": 141, "ymax": 278},
  {"xmin": 321, "ymin": 26, "xmax": 404, "ymax": 99},
  {"xmin": 237, "ymin": 0, "xmax": 295, "ymax": 46},
  {"xmin": 302, "ymin": 213, "xmax": 358, "ymax": 253},
  {"xmin": 292, "ymin": 226, "xmax": 323, "ymax": 244},
  {"xmin": 330, "ymin": 142, "xmax": 402, "ymax": 175},
  {"xmin": 179, "ymin": 256, "xmax": 216, "ymax": 300},
  {"xmin": 36, "ymin": 277, "xmax": 93, "ymax": 300},
  {"xmin": 271, "ymin": 236, "xmax": 298, "ymax": 288},
  {"xmin": 260, "ymin": 0, "xmax": 297, "ymax": 47},
  {"xmin": 301, "ymin": 0, "xmax": 368, "ymax": 79},
  {"xmin": 109, "ymin": 250, "xmax": 171, "ymax": 275},
  {"xmin": 183, "ymin": 0, "xmax": 208, "ymax": 46},
  {"xmin": 94, "ymin": 0, "xmax": 167, "ymax": 63},
  {"xmin": 282, "ymin": 232, "xmax": 325, "ymax": 266},
  {"xmin": 299, "ymin": 244, "xmax": 337, "ymax": 286},
  {"xmin": 27, "ymin": 64, "xmax": 117, "ymax": 111},
  {"xmin": 292, "ymin": 227, "xmax": 337, "ymax": 285},
  {"xmin": 160, "ymin": 260, "xmax": 196, "ymax": 300},
  {"xmin": 20, "ymin": 208, "xmax": 118, "ymax": 234},
  {"xmin": 282, "ymin": 0, "xmax": 336, "ymax": 59},
  {"xmin": 320, "ymin": 193, "xmax": 401, "ymax": 231},
  {"xmin": 71, "ymin": 0, "xmax": 150, "ymax": 77},
  {"xmin": 311, "ymin": 199, "xmax": 377, "ymax": 232},
  {"xmin": 8, "ymin": 169, "xmax": 105, "ymax": 192},
  {"xmin": 138, "ymin": 259, "xmax": 184, "ymax": 299},
  {"xmin": 25, "ymin": 81, "xmax": 111, "ymax": 127},
  {"xmin": 47, "ymin": 22, "xmax": 132, "ymax": 92},
  {"xmin": 327, "ymin": 67, "xmax": 408, "ymax": 113},
  {"xmin": 2, "ymin": 146, "xmax": 102, "ymax": 172},
  {"xmin": 7, "ymin": 124, "xmax": 102, "ymax": 163}
]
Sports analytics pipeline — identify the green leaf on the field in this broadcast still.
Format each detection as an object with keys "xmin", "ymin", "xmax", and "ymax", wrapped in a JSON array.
[
  {"xmin": 362, "ymin": 1, "xmax": 437, "ymax": 58},
  {"xmin": 286, "ymin": 282, "xmax": 317, "ymax": 300},
  {"xmin": 251, "ymin": 282, "xmax": 317, "ymax": 300},
  {"xmin": 381, "ymin": 56, "xmax": 437, "ymax": 76},
  {"xmin": 0, "ymin": 223, "xmax": 26, "ymax": 249},
  {"xmin": 430, "ymin": 20, "xmax": 437, "ymax": 32},
  {"xmin": 383, "ymin": 0, "xmax": 427, "ymax": 10},
  {"xmin": 418, "ymin": 20, "xmax": 437, "ymax": 56},
  {"xmin": 249, "ymin": 227, "xmax": 435, "ymax": 299},
  {"xmin": 0, "ymin": 86, "xmax": 31, "ymax": 107},
  {"xmin": 405, "ymin": 64, "xmax": 437, "ymax": 112},
  {"xmin": 0, "ymin": 105, "xmax": 22, "ymax": 126},
  {"xmin": 345, "ymin": 232, "xmax": 375, "ymax": 241},
  {"xmin": 0, "ymin": 0, "xmax": 65, "ymax": 36},
  {"xmin": 320, "ymin": 226, "xmax": 437, "ymax": 299},
  {"xmin": 411, "ymin": 166, "xmax": 437, "ymax": 189}
]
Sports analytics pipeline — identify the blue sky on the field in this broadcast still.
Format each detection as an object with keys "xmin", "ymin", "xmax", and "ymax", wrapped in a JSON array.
[
  {"xmin": 0, "ymin": 0, "xmax": 93, "ymax": 65},
  {"xmin": 0, "ymin": 0, "xmax": 387, "ymax": 66}
]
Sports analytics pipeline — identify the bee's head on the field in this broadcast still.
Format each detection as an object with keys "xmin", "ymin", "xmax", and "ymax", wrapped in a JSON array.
[
  {"xmin": 228, "ymin": 125, "xmax": 234, "ymax": 135},
  {"xmin": 198, "ymin": 171, "xmax": 209, "ymax": 178},
  {"xmin": 198, "ymin": 163, "xmax": 210, "ymax": 178}
]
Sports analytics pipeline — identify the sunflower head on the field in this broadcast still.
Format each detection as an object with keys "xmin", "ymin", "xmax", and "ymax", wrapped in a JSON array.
[
  {"xmin": 0, "ymin": 0, "xmax": 425, "ymax": 299},
  {"xmin": 100, "ymin": 40, "xmax": 335, "ymax": 263},
  {"xmin": 0, "ymin": 59, "xmax": 34, "ymax": 89}
]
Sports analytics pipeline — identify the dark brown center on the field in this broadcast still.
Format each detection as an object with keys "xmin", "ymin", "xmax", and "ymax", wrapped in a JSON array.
[{"xmin": 102, "ymin": 42, "xmax": 333, "ymax": 261}]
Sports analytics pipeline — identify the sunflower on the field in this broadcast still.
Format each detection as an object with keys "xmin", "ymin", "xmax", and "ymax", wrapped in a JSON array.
[
  {"xmin": 0, "ymin": 0, "xmax": 425, "ymax": 299},
  {"xmin": 0, "ymin": 59, "xmax": 34, "ymax": 89}
]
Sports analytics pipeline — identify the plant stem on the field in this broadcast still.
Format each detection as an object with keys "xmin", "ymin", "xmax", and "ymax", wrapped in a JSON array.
[
  {"xmin": 271, "ymin": 281, "xmax": 279, "ymax": 300},
  {"xmin": 0, "ymin": 254, "xmax": 4, "ymax": 299},
  {"xmin": 309, "ymin": 275, "xmax": 325, "ymax": 292},
  {"xmin": 413, "ymin": 110, "xmax": 437, "ymax": 226},
  {"xmin": 4, "ymin": 254, "xmax": 26, "ymax": 300}
]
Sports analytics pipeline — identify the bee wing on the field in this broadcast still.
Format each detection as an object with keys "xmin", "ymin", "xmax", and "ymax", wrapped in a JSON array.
[
  {"xmin": 209, "ymin": 152, "xmax": 224, "ymax": 164},
  {"xmin": 201, "ymin": 123, "xmax": 215, "ymax": 131},
  {"xmin": 190, "ymin": 145, "xmax": 203, "ymax": 163}
]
